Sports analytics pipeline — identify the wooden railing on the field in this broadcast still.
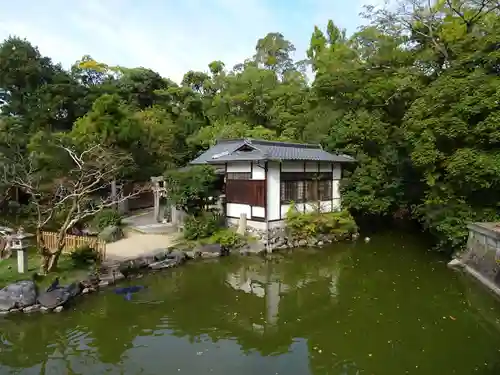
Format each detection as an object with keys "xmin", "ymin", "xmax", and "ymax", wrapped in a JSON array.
[{"xmin": 41, "ymin": 232, "xmax": 106, "ymax": 260}]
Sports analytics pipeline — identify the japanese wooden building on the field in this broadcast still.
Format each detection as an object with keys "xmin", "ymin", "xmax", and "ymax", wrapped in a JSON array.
[{"xmin": 190, "ymin": 138, "xmax": 355, "ymax": 230}]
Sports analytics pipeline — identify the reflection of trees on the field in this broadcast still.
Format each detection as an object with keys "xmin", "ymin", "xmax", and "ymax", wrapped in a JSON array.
[{"xmin": 0, "ymin": 312, "xmax": 94, "ymax": 372}]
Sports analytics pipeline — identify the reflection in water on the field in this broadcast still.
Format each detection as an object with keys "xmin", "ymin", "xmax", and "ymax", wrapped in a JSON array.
[{"xmin": 0, "ymin": 232, "xmax": 500, "ymax": 374}]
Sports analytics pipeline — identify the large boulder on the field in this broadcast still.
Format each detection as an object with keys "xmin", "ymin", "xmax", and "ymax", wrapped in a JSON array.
[
  {"xmin": 119, "ymin": 258, "xmax": 148, "ymax": 278},
  {"xmin": 194, "ymin": 244, "xmax": 227, "ymax": 258},
  {"xmin": 239, "ymin": 241, "xmax": 266, "ymax": 255},
  {"xmin": 0, "ymin": 280, "xmax": 38, "ymax": 311},
  {"xmin": 98, "ymin": 225, "xmax": 124, "ymax": 243},
  {"xmin": 37, "ymin": 289, "xmax": 70, "ymax": 309},
  {"xmin": 37, "ymin": 281, "xmax": 81, "ymax": 309}
]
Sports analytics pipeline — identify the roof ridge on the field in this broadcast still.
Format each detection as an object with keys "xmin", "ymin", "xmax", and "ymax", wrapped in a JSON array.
[
  {"xmin": 214, "ymin": 138, "xmax": 322, "ymax": 150},
  {"xmin": 247, "ymin": 138, "xmax": 321, "ymax": 149}
]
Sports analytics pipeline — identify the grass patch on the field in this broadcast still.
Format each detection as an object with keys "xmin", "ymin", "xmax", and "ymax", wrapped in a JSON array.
[{"xmin": 0, "ymin": 249, "xmax": 91, "ymax": 288}]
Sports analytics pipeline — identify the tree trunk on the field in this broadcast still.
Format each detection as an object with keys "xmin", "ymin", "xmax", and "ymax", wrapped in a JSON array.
[
  {"xmin": 47, "ymin": 252, "xmax": 61, "ymax": 273},
  {"xmin": 40, "ymin": 253, "xmax": 51, "ymax": 275}
]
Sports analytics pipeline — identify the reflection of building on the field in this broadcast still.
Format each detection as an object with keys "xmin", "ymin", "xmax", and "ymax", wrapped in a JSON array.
[
  {"xmin": 226, "ymin": 271, "xmax": 289, "ymax": 326},
  {"xmin": 226, "ymin": 261, "xmax": 342, "ymax": 328}
]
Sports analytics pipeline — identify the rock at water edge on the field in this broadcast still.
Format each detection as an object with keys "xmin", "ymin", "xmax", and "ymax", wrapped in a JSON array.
[{"xmin": 0, "ymin": 280, "xmax": 38, "ymax": 312}]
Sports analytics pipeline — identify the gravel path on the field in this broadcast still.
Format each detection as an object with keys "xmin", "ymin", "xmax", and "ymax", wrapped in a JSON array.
[{"xmin": 105, "ymin": 232, "xmax": 181, "ymax": 261}]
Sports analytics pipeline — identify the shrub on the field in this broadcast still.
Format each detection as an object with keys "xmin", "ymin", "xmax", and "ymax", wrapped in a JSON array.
[
  {"xmin": 92, "ymin": 209, "xmax": 123, "ymax": 231},
  {"xmin": 183, "ymin": 211, "xmax": 224, "ymax": 240},
  {"xmin": 70, "ymin": 244, "xmax": 100, "ymax": 268},
  {"xmin": 285, "ymin": 206, "xmax": 358, "ymax": 240},
  {"xmin": 206, "ymin": 229, "xmax": 243, "ymax": 249}
]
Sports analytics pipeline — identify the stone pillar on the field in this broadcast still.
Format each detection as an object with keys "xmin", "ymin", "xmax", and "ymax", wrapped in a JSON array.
[
  {"xmin": 151, "ymin": 176, "xmax": 164, "ymax": 223},
  {"xmin": 153, "ymin": 191, "xmax": 160, "ymax": 222},
  {"xmin": 237, "ymin": 213, "xmax": 247, "ymax": 235},
  {"xmin": 11, "ymin": 232, "xmax": 33, "ymax": 274},
  {"xmin": 111, "ymin": 180, "xmax": 117, "ymax": 200},
  {"xmin": 17, "ymin": 249, "xmax": 28, "ymax": 274}
]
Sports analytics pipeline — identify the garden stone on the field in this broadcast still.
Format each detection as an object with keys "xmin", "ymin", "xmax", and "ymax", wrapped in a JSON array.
[
  {"xmin": 152, "ymin": 248, "xmax": 170, "ymax": 261},
  {"xmin": 37, "ymin": 287, "xmax": 71, "ymax": 309},
  {"xmin": 66, "ymin": 282, "xmax": 81, "ymax": 298},
  {"xmin": 0, "ymin": 280, "xmax": 38, "ymax": 311},
  {"xmin": 23, "ymin": 304, "xmax": 41, "ymax": 313},
  {"xmin": 168, "ymin": 250, "xmax": 187, "ymax": 263},
  {"xmin": 148, "ymin": 258, "xmax": 178, "ymax": 270},
  {"xmin": 98, "ymin": 225, "xmax": 124, "ymax": 243},
  {"xmin": 298, "ymin": 239, "xmax": 307, "ymax": 247},
  {"xmin": 54, "ymin": 306, "xmax": 64, "ymax": 313},
  {"xmin": 195, "ymin": 244, "xmax": 222, "ymax": 254},
  {"xmin": 184, "ymin": 251, "xmax": 197, "ymax": 259},
  {"xmin": 119, "ymin": 258, "xmax": 148, "ymax": 278},
  {"xmin": 245, "ymin": 241, "xmax": 266, "ymax": 255}
]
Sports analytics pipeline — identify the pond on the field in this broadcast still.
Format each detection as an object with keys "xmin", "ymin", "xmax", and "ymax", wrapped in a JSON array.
[{"xmin": 1, "ymin": 232, "xmax": 500, "ymax": 374}]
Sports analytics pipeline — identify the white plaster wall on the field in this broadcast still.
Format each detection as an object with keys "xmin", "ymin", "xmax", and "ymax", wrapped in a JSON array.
[
  {"xmin": 227, "ymin": 203, "xmax": 251, "ymax": 219},
  {"xmin": 305, "ymin": 162, "xmax": 318, "ymax": 172},
  {"xmin": 319, "ymin": 200, "xmax": 332, "ymax": 212},
  {"xmin": 227, "ymin": 217, "xmax": 285, "ymax": 230},
  {"xmin": 282, "ymin": 161, "xmax": 336, "ymax": 173},
  {"xmin": 333, "ymin": 180, "xmax": 340, "ymax": 199},
  {"xmin": 252, "ymin": 206, "xmax": 265, "ymax": 218},
  {"xmin": 281, "ymin": 203, "xmax": 305, "ymax": 218},
  {"xmin": 227, "ymin": 162, "xmax": 251, "ymax": 173},
  {"xmin": 267, "ymin": 162, "xmax": 280, "ymax": 221},
  {"xmin": 269, "ymin": 220, "xmax": 286, "ymax": 229},
  {"xmin": 333, "ymin": 164, "xmax": 342, "ymax": 179},
  {"xmin": 303, "ymin": 202, "xmax": 318, "ymax": 213},
  {"xmin": 283, "ymin": 200, "xmax": 339, "ymax": 216},
  {"xmin": 281, "ymin": 161, "xmax": 304, "ymax": 172},
  {"xmin": 251, "ymin": 162, "xmax": 266, "ymax": 180},
  {"xmin": 332, "ymin": 198, "xmax": 341, "ymax": 210},
  {"xmin": 319, "ymin": 162, "xmax": 332, "ymax": 172}
]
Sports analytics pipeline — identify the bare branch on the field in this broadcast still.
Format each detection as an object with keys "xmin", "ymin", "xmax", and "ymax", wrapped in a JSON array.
[{"xmin": 2, "ymin": 141, "xmax": 138, "ymax": 235}]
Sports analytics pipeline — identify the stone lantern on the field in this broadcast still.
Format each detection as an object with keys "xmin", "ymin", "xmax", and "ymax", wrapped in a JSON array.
[{"xmin": 11, "ymin": 230, "xmax": 33, "ymax": 274}]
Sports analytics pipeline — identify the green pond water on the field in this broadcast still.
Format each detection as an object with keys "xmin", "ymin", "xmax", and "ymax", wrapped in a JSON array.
[{"xmin": 1, "ymin": 232, "xmax": 500, "ymax": 375}]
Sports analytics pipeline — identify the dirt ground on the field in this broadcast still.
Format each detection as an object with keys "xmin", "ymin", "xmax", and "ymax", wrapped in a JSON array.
[{"xmin": 105, "ymin": 232, "xmax": 180, "ymax": 260}]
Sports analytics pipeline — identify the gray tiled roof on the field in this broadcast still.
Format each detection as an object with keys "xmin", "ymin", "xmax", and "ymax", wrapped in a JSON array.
[{"xmin": 190, "ymin": 138, "xmax": 356, "ymax": 164}]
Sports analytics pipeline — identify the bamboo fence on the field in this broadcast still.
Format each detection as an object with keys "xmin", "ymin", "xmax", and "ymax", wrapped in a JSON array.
[{"xmin": 40, "ymin": 231, "xmax": 106, "ymax": 260}]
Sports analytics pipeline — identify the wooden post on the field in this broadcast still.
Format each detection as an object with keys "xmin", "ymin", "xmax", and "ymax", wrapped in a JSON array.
[{"xmin": 237, "ymin": 213, "xmax": 247, "ymax": 235}]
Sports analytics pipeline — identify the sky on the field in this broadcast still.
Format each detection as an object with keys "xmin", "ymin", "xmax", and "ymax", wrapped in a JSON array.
[{"xmin": 0, "ymin": 0, "xmax": 382, "ymax": 83}]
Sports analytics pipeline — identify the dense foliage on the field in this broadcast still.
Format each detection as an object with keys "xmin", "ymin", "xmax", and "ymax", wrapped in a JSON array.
[
  {"xmin": 165, "ymin": 166, "xmax": 220, "ymax": 215},
  {"xmin": 0, "ymin": 0, "xmax": 499, "ymax": 251},
  {"xmin": 285, "ymin": 207, "xmax": 358, "ymax": 240},
  {"xmin": 92, "ymin": 209, "xmax": 123, "ymax": 231},
  {"xmin": 182, "ymin": 212, "xmax": 225, "ymax": 241}
]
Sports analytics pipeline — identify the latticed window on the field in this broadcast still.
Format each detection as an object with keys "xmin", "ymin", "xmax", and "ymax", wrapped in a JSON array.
[
  {"xmin": 280, "ymin": 172, "xmax": 333, "ymax": 203},
  {"xmin": 280, "ymin": 180, "xmax": 305, "ymax": 203},
  {"xmin": 318, "ymin": 180, "xmax": 333, "ymax": 200},
  {"xmin": 226, "ymin": 172, "xmax": 251, "ymax": 180}
]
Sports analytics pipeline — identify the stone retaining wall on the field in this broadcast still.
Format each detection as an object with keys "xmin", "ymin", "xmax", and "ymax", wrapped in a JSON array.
[
  {"xmin": 245, "ymin": 226, "xmax": 358, "ymax": 251},
  {"xmin": 450, "ymin": 222, "xmax": 500, "ymax": 297}
]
